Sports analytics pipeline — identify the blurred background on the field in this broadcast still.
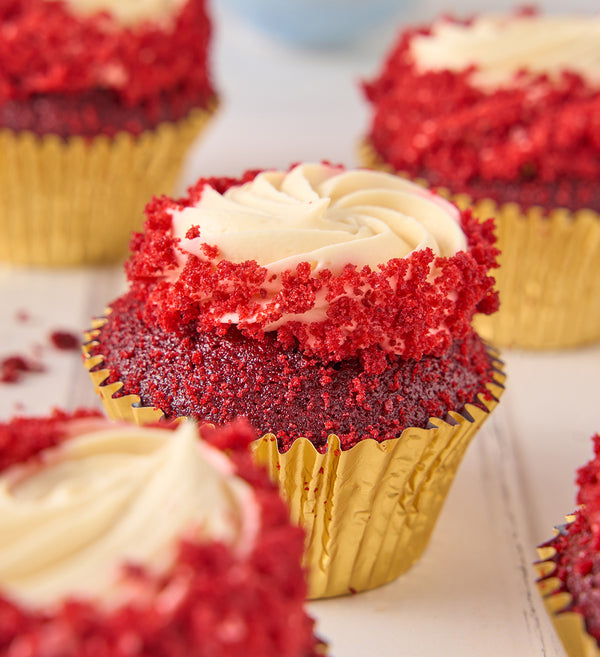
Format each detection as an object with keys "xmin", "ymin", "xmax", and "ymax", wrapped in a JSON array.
[{"xmin": 184, "ymin": 0, "xmax": 599, "ymax": 184}]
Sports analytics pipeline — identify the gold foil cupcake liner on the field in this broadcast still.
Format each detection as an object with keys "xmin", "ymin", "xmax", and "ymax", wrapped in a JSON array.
[
  {"xmin": 535, "ymin": 522, "xmax": 600, "ymax": 657},
  {"xmin": 359, "ymin": 139, "xmax": 600, "ymax": 350},
  {"xmin": 84, "ymin": 318, "xmax": 504, "ymax": 598},
  {"xmin": 0, "ymin": 102, "xmax": 216, "ymax": 266}
]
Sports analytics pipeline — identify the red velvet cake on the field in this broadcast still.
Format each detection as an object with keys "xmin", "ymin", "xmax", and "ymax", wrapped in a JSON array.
[
  {"xmin": 84, "ymin": 162, "xmax": 504, "ymax": 598},
  {"xmin": 88, "ymin": 162, "xmax": 500, "ymax": 450},
  {"xmin": 361, "ymin": 10, "xmax": 600, "ymax": 348},
  {"xmin": 537, "ymin": 433, "xmax": 600, "ymax": 657},
  {"xmin": 0, "ymin": 0, "xmax": 217, "ymax": 265},
  {"xmin": 0, "ymin": 409, "xmax": 324, "ymax": 657}
]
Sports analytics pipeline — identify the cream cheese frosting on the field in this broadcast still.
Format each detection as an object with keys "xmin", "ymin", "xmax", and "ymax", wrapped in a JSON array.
[
  {"xmin": 410, "ymin": 14, "xmax": 600, "ymax": 89},
  {"xmin": 53, "ymin": 0, "xmax": 187, "ymax": 25},
  {"xmin": 0, "ymin": 421, "xmax": 258, "ymax": 609},
  {"xmin": 172, "ymin": 163, "xmax": 467, "ymax": 274}
]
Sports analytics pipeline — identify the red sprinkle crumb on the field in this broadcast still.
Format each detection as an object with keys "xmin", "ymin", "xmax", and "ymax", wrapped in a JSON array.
[
  {"xmin": 0, "ymin": 355, "xmax": 44, "ymax": 384},
  {"xmin": 50, "ymin": 330, "xmax": 80, "ymax": 351},
  {"xmin": 15, "ymin": 309, "xmax": 29, "ymax": 323}
]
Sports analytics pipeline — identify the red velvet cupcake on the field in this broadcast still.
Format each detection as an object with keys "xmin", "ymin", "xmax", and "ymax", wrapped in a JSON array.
[
  {"xmin": 536, "ymin": 433, "xmax": 600, "ymax": 657},
  {"xmin": 0, "ymin": 0, "xmax": 216, "ymax": 265},
  {"xmin": 361, "ymin": 10, "xmax": 600, "ymax": 348},
  {"xmin": 84, "ymin": 162, "xmax": 505, "ymax": 597},
  {"xmin": 0, "ymin": 409, "xmax": 324, "ymax": 657}
]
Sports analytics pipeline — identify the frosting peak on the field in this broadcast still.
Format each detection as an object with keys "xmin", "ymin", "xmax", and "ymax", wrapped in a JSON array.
[
  {"xmin": 51, "ymin": 0, "xmax": 187, "ymax": 25},
  {"xmin": 173, "ymin": 163, "xmax": 467, "ymax": 273},
  {"xmin": 0, "ymin": 421, "xmax": 257, "ymax": 608},
  {"xmin": 410, "ymin": 14, "xmax": 600, "ymax": 88}
]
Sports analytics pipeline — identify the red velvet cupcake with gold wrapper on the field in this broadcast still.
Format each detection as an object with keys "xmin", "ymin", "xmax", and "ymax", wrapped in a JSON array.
[
  {"xmin": 0, "ymin": 409, "xmax": 325, "ymax": 657},
  {"xmin": 84, "ymin": 162, "xmax": 505, "ymax": 598},
  {"xmin": 361, "ymin": 10, "xmax": 600, "ymax": 349},
  {"xmin": 0, "ymin": 0, "xmax": 216, "ymax": 266},
  {"xmin": 536, "ymin": 433, "xmax": 600, "ymax": 657}
]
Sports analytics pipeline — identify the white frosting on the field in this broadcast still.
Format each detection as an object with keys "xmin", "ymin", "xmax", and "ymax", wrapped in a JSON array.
[
  {"xmin": 0, "ymin": 422, "xmax": 258, "ymax": 609},
  {"xmin": 53, "ymin": 0, "xmax": 186, "ymax": 25},
  {"xmin": 173, "ymin": 163, "xmax": 466, "ymax": 275},
  {"xmin": 410, "ymin": 14, "xmax": 600, "ymax": 89}
]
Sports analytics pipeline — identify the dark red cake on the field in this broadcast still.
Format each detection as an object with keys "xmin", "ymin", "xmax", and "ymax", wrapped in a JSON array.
[
  {"xmin": 0, "ymin": 0, "xmax": 215, "ymax": 137},
  {"xmin": 0, "ymin": 410, "xmax": 324, "ymax": 657},
  {"xmin": 362, "ymin": 10, "xmax": 600, "ymax": 213},
  {"xmin": 87, "ymin": 162, "xmax": 501, "ymax": 452},
  {"xmin": 539, "ymin": 434, "xmax": 600, "ymax": 646}
]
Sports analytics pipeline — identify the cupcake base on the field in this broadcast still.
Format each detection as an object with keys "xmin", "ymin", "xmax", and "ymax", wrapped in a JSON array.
[
  {"xmin": 83, "ymin": 320, "xmax": 505, "ymax": 599},
  {"xmin": 535, "ymin": 531, "xmax": 600, "ymax": 657},
  {"xmin": 359, "ymin": 140, "xmax": 600, "ymax": 350},
  {"xmin": 0, "ymin": 102, "xmax": 216, "ymax": 266}
]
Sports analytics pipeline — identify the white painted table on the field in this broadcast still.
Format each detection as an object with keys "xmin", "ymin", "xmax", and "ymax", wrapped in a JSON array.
[{"xmin": 1, "ymin": 1, "xmax": 599, "ymax": 654}]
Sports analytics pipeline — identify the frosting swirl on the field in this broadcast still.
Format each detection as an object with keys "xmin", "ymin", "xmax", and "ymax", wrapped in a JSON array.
[
  {"xmin": 49, "ymin": 0, "xmax": 186, "ymax": 25},
  {"xmin": 410, "ymin": 14, "xmax": 600, "ymax": 89},
  {"xmin": 0, "ymin": 421, "xmax": 257, "ymax": 608},
  {"xmin": 173, "ymin": 163, "xmax": 467, "ymax": 273}
]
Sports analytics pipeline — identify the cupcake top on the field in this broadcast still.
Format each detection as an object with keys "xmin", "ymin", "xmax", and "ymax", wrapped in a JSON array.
[
  {"xmin": 363, "ymin": 10, "xmax": 600, "ymax": 211},
  {"xmin": 0, "ymin": 0, "xmax": 214, "ymax": 135},
  {"xmin": 0, "ymin": 410, "xmax": 321, "ymax": 656},
  {"xmin": 545, "ymin": 433, "xmax": 600, "ymax": 642},
  {"xmin": 410, "ymin": 14, "xmax": 600, "ymax": 89},
  {"xmin": 0, "ymin": 419, "xmax": 257, "ymax": 608},
  {"xmin": 127, "ymin": 162, "xmax": 498, "ymax": 370}
]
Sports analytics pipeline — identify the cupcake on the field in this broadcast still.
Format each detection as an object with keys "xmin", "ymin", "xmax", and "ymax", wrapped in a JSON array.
[
  {"xmin": 0, "ymin": 409, "xmax": 324, "ymax": 657},
  {"xmin": 361, "ymin": 10, "xmax": 600, "ymax": 349},
  {"xmin": 536, "ymin": 433, "xmax": 600, "ymax": 657},
  {"xmin": 0, "ymin": 0, "xmax": 216, "ymax": 266},
  {"xmin": 83, "ymin": 162, "xmax": 505, "ymax": 598}
]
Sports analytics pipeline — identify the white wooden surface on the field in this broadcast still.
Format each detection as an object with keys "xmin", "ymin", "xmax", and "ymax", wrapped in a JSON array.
[{"xmin": 1, "ymin": 2, "xmax": 599, "ymax": 655}]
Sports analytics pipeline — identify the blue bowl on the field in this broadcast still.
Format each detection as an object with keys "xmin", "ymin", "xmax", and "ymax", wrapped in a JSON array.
[{"xmin": 221, "ymin": 0, "xmax": 408, "ymax": 47}]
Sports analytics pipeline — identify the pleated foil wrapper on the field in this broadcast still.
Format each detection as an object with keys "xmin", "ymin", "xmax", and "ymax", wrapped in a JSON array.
[
  {"xmin": 0, "ymin": 102, "xmax": 216, "ymax": 266},
  {"xmin": 84, "ymin": 318, "xmax": 505, "ymax": 599},
  {"xmin": 359, "ymin": 140, "xmax": 600, "ymax": 350},
  {"xmin": 535, "ymin": 521, "xmax": 600, "ymax": 657}
]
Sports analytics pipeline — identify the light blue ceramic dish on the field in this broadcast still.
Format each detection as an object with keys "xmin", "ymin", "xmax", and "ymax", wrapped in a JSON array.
[{"xmin": 222, "ymin": 0, "xmax": 409, "ymax": 47}]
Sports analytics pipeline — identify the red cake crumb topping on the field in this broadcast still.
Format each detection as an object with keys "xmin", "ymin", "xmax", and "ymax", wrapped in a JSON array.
[
  {"xmin": 125, "ymin": 169, "xmax": 499, "ymax": 368},
  {"xmin": 90, "ymin": 291, "xmax": 497, "ymax": 452},
  {"xmin": 0, "ymin": 414, "xmax": 323, "ymax": 657},
  {"xmin": 363, "ymin": 18, "xmax": 600, "ymax": 212},
  {"xmin": 0, "ymin": 0, "xmax": 214, "ymax": 136},
  {"xmin": 543, "ymin": 434, "xmax": 600, "ymax": 642},
  {"xmin": 0, "ymin": 354, "xmax": 44, "ymax": 384},
  {"xmin": 49, "ymin": 330, "xmax": 80, "ymax": 351}
]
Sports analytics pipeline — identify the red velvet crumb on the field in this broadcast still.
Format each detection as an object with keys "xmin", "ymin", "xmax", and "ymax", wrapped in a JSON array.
[
  {"xmin": 0, "ymin": 355, "xmax": 44, "ymax": 384},
  {"xmin": 49, "ymin": 330, "xmax": 80, "ymax": 351}
]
